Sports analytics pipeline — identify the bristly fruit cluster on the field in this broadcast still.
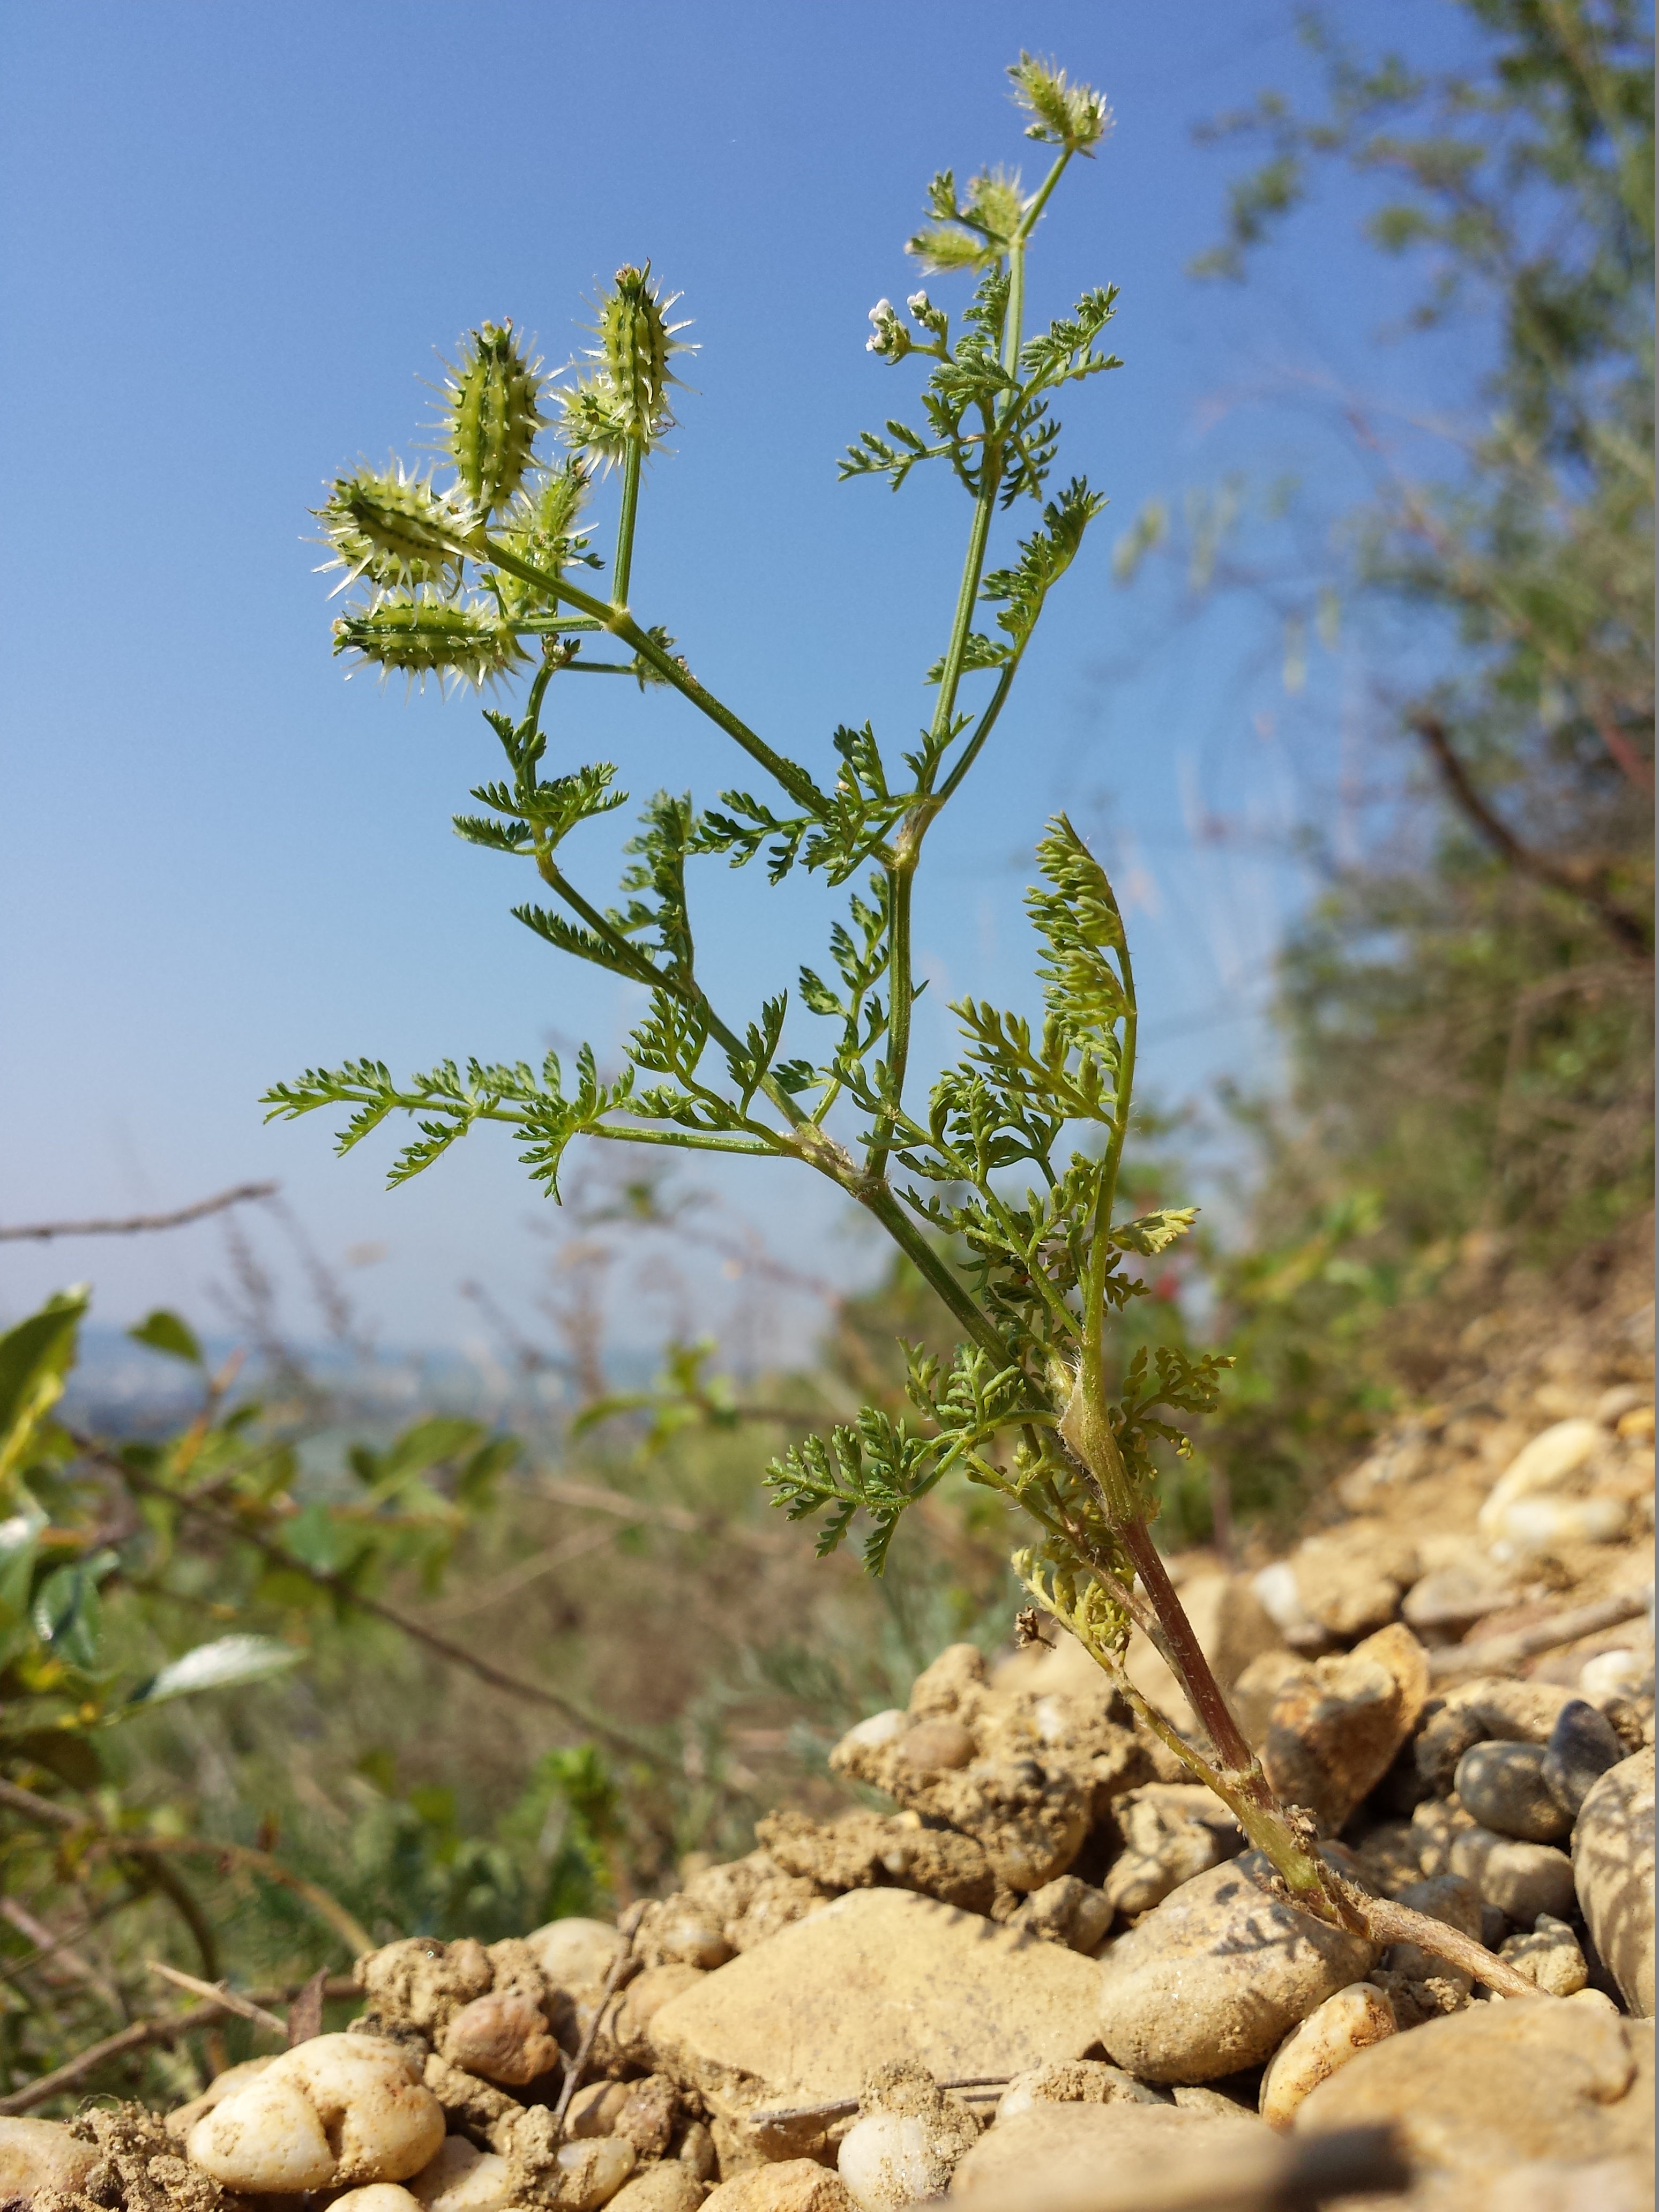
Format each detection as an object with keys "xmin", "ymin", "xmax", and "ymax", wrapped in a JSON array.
[{"xmin": 263, "ymin": 54, "xmax": 1457, "ymax": 1951}]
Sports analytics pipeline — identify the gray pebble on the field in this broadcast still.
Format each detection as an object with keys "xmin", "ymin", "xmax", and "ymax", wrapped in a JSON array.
[
  {"xmin": 1542, "ymin": 1698, "xmax": 1626, "ymax": 1817},
  {"xmin": 1454, "ymin": 1740, "xmax": 1572, "ymax": 1843}
]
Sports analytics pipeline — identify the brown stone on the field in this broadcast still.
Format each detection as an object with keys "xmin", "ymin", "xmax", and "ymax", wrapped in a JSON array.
[
  {"xmin": 1574, "ymin": 1745, "xmax": 1655, "ymax": 2017},
  {"xmin": 1262, "ymin": 1623, "xmax": 1430, "ymax": 1831}
]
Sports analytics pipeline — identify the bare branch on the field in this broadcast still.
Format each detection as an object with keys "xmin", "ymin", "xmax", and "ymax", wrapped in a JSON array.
[
  {"xmin": 146, "ymin": 1960, "xmax": 288, "ymax": 2038},
  {"xmin": 1412, "ymin": 712, "xmax": 1650, "ymax": 960},
  {"xmin": 0, "ymin": 1182, "xmax": 278, "ymax": 1244}
]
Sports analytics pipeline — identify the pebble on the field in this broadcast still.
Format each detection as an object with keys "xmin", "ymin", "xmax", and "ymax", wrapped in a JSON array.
[
  {"xmin": 1409, "ymin": 1797, "xmax": 1477, "ymax": 1878},
  {"xmin": 1403, "ymin": 1564, "xmax": 1516, "ymax": 1637},
  {"xmin": 525, "ymin": 1916, "xmax": 630, "ymax": 1993},
  {"xmin": 407, "ymin": 2138, "xmax": 515, "ymax": 2212},
  {"xmin": 1477, "ymin": 1419, "xmax": 1604, "ymax": 1538},
  {"xmin": 1543, "ymin": 1699, "xmax": 1627, "ymax": 1817},
  {"xmin": 1448, "ymin": 1827, "xmax": 1576, "ymax": 1924},
  {"xmin": 896, "ymin": 1718, "xmax": 975, "ymax": 1773},
  {"xmin": 1290, "ymin": 1999, "xmax": 1654, "ymax": 2179},
  {"xmin": 1252, "ymin": 1560, "xmax": 1330, "ymax": 1652},
  {"xmin": 1101, "ymin": 1786, "xmax": 1239, "ymax": 1919},
  {"xmin": 604, "ymin": 2168, "xmax": 707, "ymax": 2212},
  {"xmin": 1499, "ymin": 1915, "xmax": 1589, "ymax": 1997},
  {"xmin": 1258, "ymin": 1981, "xmax": 1397, "ymax": 2131},
  {"xmin": 1096, "ymin": 1851, "xmax": 1376, "ymax": 2082},
  {"xmin": 1581, "ymin": 1648, "xmax": 1653, "ymax": 1706},
  {"xmin": 1007, "ymin": 1873, "xmax": 1114, "ymax": 1953},
  {"xmin": 950, "ymin": 2104, "xmax": 1261, "ymax": 2201},
  {"xmin": 833, "ymin": 2061, "xmax": 980, "ymax": 2212},
  {"xmin": 1289, "ymin": 1521, "xmax": 1419, "ymax": 1639},
  {"xmin": 1455, "ymin": 1742, "xmax": 1573, "ymax": 1843},
  {"xmin": 0, "ymin": 2119, "xmax": 99, "ymax": 2204},
  {"xmin": 1415, "ymin": 1678, "xmax": 1575, "ymax": 1795},
  {"xmin": 1573, "ymin": 1746, "xmax": 1655, "ymax": 2016},
  {"xmin": 554, "ymin": 2138, "xmax": 637, "ymax": 2212},
  {"xmin": 1496, "ymin": 1496, "xmax": 1630, "ymax": 1554},
  {"xmin": 994, "ymin": 2060, "xmax": 1169, "ymax": 2123},
  {"xmin": 1262, "ymin": 1623, "xmax": 1431, "ymax": 1831},
  {"xmin": 702, "ymin": 2160, "xmax": 854, "ymax": 2212}
]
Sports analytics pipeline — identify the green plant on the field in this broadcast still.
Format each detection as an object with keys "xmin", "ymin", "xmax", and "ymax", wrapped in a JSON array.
[{"xmin": 268, "ymin": 56, "xmax": 1537, "ymax": 1993}]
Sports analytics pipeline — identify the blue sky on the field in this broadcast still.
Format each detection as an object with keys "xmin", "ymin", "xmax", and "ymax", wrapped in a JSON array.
[{"xmin": 0, "ymin": 1, "xmax": 1481, "ymax": 1363}]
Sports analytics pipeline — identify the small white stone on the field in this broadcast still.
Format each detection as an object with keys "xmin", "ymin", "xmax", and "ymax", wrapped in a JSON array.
[
  {"xmin": 1259, "ymin": 1982, "xmax": 1396, "ymax": 2131},
  {"xmin": 844, "ymin": 1707, "xmax": 909, "ymax": 1750},
  {"xmin": 838, "ymin": 2111, "xmax": 958, "ymax": 2210},
  {"xmin": 555, "ymin": 2135, "xmax": 637, "ymax": 2211},
  {"xmin": 1494, "ymin": 1495, "xmax": 1628, "ymax": 1555},
  {"xmin": 1477, "ymin": 1419, "xmax": 1604, "ymax": 1536},
  {"xmin": 407, "ymin": 2138, "xmax": 517, "ymax": 2212},
  {"xmin": 525, "ymin": 1916, "xmax": 627, "ymax": 1992},
  {"xmin": 1581, "ymin": 1648, "xmax": 1653, "ymax": 1706},
  {"xmin": 1252, "ymin": 1561, "xmax": 1327, "ymax": 1649},
  {"xmin": 331, "ymin": 2189, "xmax": 424, "ymax": 2212}
]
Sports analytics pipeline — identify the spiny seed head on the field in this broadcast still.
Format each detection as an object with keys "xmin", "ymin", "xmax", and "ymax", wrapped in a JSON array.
[
  {"xmin": 441, "ymin": 322, "xmax": 548, "ymax": 519},
  {"xmin": 317, "ymin": 461, "xmax": 480, "ymax": 594},
  {"xmin": 332, "ymin": 595, "xmax": 527, "ymax": 691},
  {"xmin": 1008, "ymin": 54, "xmax": 1111, "ymax": 154},
  {"xmin": 494, "ymin": 461, "xmax": 596, "ymax": 613},
  {"xmin": 558, "ymin": 264, "xmax": 692, "ymax": 465}
]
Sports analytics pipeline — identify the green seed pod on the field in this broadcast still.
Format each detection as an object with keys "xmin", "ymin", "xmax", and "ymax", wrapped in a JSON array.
[
  {"xmin": 495, "ymin": 461, "xmax": 595, "ymax": 611},
  {"xmin": 317, "ymin": 462, "xmax": 480, "ymax": 593},
  {"xmin": 558, "ymin": 266, "xmax": 692, "ymax": 463},
  {"xmin": 333, "ymin": 596, "xmax": 526, "ymax": 690},
  {"xmin": 442, "ymin": 323, "xmax": 548, "ymax": 519}
]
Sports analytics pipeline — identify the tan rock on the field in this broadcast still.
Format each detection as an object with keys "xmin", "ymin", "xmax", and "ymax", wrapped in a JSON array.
[
  {"xmin": 165, "ymin": 2056, "xmax": 277, "ymax": 2139},
  {"xmin": 606, "ymin": 2165, "xmax": 707, "ymax": 2212},
  {"xmin": 950, "ymin": 2103, "xmax": 1260, "ymax": 2199},
  {"xmin": 330, "ymin": 2188, "xmax": 423, "ymax": 2212},
  {"xmin": 616, "ymin": 1965, "xmax": 708, "ymax": 2064},
  {"xmin": 701, "ymin": 2160, "xmax": 854, "ymax": 2212},
  {"xmin": 0, "ymin": 2117, "xmax": 99, "ymax": 2203},
  {"xmin": 1449, "ymin": 1827, "xmax": 1575, "ymax": 1923},
  {"xmin": 1291, "ymin": 1521, "xmax": 1419, "ymax": 1639},
  {"xmin": 565, "ymin": 2082, "xmax": 632, "ymax": 2141},
  {"xmin": 1574, "ymin": 1745, "xmax": 1655, "ymax": 2016},
  {"xmin": 357, "ymin": 1938, "xmax": 496, "ymax": 2033},
  {"xmin": 525, "ymin": 1917, "xmax": 630, "ymax": 1994},
  {"xmin": 1005, "ymin": 1873, "xmax": 1112, "ymax": 1953},
  {"xmin": 1500, "ymin": 1915, "xmax": 1589, "ymax": 1997},
  {"xmin": 1478, "ymin": 1419, "xmax": 1605, "ymax": 1537},
  {"xmin": 551, "ymin": 2135, "xmax": 637, "ymax": 2211},
  {"xmin": 993, "ymin": 2060, "xmax": 1168, "ymax": 2123},
  {"xmin": 439, "ymin": 1991, "xmax": 562, "ymax": 2085},
  {"xmin": 1232, "ymin": 1650, "xmax": 1317, "ymax": 1750},
  {"xmin": 1095, "ymin": 1852, "xmax": 1376, "ymax": 2082},
  {"xmin": 646, "ymin": 1889, "xmax": 1101, "ymax": 2161},
  {"xmin": 756, "ymin": 1809, "xmax": 993, "ymax": 1916},
  {"xmin": 1101, "ymin": 1784, "xmax": 1241, "ymax": 1919},
  {"xmin": 1258, "ymin": 1982, "xmax": 1396, "ymax": 2131},
  {"xmin": 1262, "ymin": 1622, "xmax": 1430, "ymax": 1831},
  {"xmin": 189, "ymin": 2034, "xmax": 446, "ymax": 2193},
  {"xmin": 1294, "ymin": 2001, "xmax": 1654, "ymax": 2177},
  {"xmin": 407, "ymin": 2139, "xmax": 517, "ymax": 2212}
]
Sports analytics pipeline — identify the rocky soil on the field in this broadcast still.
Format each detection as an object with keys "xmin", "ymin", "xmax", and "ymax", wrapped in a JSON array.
[{"xmin": 1, "ymin": 1254, "xmax": 1651, "ymax": 2210}]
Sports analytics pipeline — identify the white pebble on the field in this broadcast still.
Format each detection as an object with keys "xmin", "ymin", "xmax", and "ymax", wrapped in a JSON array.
[
  {"xmin": 1259, "ymin": 1982, "xmax": 1396, "ymax": 2131},
  {"xmin": 838, "ymin": 2112, "xmax": 959, "ymax": 2210}
]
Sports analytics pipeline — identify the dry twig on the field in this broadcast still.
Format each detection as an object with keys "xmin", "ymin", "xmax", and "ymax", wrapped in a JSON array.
[
  {"xmin": 146, "ymin": 1960, "xmax": 288, "ymax": 2037},
  {"xmin": 0, "ymin": 1183, "xmax": 278, "ymax": 1244}
]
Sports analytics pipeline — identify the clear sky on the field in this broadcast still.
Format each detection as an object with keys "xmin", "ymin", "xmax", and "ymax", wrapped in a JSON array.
[{"xmin": 1, "ymin": 1, "xmax": 1479, "ymax": 1364}]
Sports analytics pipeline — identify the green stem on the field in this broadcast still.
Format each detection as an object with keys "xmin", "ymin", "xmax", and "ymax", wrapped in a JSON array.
[
  {"xmin": 479, "ymin": 535, "xmax": 831, "ymax": 819},
  {"xmin": 612, "ymin": 437, "xmax": 644, "ymax": 607},
  {"xmin": 853, "ymin": 1181, "xmax": 1008, "ymax": 1365}
]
